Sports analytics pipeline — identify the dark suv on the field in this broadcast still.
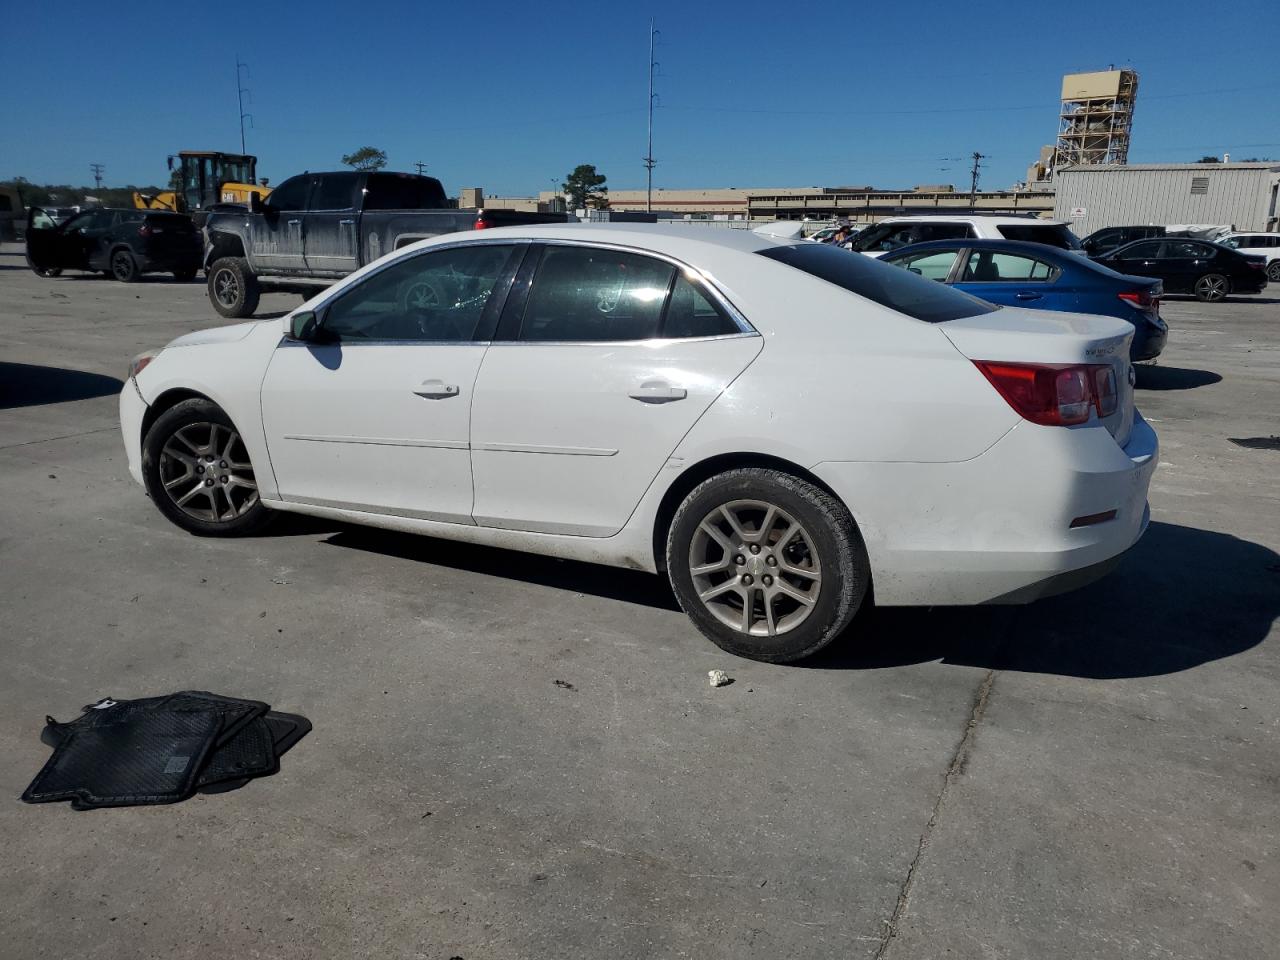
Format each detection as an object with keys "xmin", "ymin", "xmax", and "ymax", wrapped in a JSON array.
[
  {"xmin": 25, "ymin": 207, "xmax": 203, "ymax": 282},
  {"xmin": 1080, "ymin": 225, "xmax": 1166, "ymax": 258}
]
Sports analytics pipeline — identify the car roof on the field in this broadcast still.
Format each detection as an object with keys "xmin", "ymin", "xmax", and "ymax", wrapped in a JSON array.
[
  {"xmin": 1222, "ymin": 231, "xmax": 1280, "ymax": 237},
  {"xmin": 877, "ymin": 215, "xmax": 1071, "ymax": 227},
  {"xmin": 885, "ymin": 238, "xmax": 1159, "ymax": 284},
  {"xmin": 438, "ymin": 221, "xmax": 784, "ymax": 256}
]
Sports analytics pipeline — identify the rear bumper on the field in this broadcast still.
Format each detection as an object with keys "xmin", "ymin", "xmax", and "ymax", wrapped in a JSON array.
[
  {"xmin": 812, "ymin": 412, "xmax": 1159, "ymax": 606},
  {"xmin": 119, "ymin": 378, "xmax": 148, "ymax": 487},
  {"xmin": 1131, "ymin": 320, "xmax": 1167, "ymax": 361}
]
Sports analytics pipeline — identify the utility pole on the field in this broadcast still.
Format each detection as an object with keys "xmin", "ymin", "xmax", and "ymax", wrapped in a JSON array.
[
  {"xmin": 414, "ymin": 162, "xmax": 428, "ymax": 176},
  {"xmin": 236, "ymin": 56, "xmax": 253, "ymax": 155},
  {"xmin": 968, "ymin": 151, "xmax": 985, "ymax": 204},
  {"xmin": 90, "ymin": 163, "xmax": 104, "ymax": 191},
  {"xmin": 643, "ymin": 20, "xmax": 659, "ymax": 212}
]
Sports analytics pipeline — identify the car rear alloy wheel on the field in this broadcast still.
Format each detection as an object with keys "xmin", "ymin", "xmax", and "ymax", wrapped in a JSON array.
[
  {"xmin": 1267, "ymin": 261, "xmax": 1280, "ymax": 283},
  {"xmin": 667, "ymin": 468, "xmax": 869, "ymax": 663},
  {"xmin": 142, "ymin": 398, "xmax": 273, "ymax": 537},
  {"xmin": 1194, "ymin": 273, "xmax": 1228, "ymax": 303},
  {"xmin": 111, "ymin": 249, "xmax": 138, "ymax": 283},
  {"xmin": 689, "ymin": 500, "xmax": 822, "ymax": 638}
]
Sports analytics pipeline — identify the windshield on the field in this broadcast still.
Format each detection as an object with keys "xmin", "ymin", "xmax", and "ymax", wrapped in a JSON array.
[{"xmin": 758, "ymin": 243, "xmax": 997, "ymax": 323}]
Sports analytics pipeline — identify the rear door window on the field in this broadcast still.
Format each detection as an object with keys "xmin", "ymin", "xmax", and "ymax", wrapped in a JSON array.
[
  {"xmin": 961, "ymin": 251, "xmax": 1058, "ymax": 282},
  {"xmin": 519, "ymin": 246, "xmax": 675, "ymax": 342},
  {"xmin": 308, "ymin": 174, "xmax": 358, "ymax": 211},
  {"xmin": 758, "ymin": 243, "xmax": 996, "ymax": 323},
  {"xmin": 1118, "ymin": 240, "xmax": 1164, "ymax": 259},
  {"xmin": 662, "ymin": 274, "xmax": 741, "ymax": 338},
  {"xmin": 996, "ymin": 223, "xmax": 1081, "ymax": 249}
]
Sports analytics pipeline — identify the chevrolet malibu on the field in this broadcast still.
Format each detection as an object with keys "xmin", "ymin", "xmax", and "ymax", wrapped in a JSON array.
[{"xmin": 120, "ymin": 224, "xmax": 1158, "ymax": 663}]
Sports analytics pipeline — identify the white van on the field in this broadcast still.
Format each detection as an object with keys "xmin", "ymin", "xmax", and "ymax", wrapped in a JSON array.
[{"xmin": 1217, "ymin": 233, "xmax": 1280, "ymax": 281}]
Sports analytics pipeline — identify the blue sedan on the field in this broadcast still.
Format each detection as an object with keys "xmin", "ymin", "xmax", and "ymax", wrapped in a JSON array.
[{"xmin": 880, "ymin": 239, "xmax": 1167, "ymax": 361}]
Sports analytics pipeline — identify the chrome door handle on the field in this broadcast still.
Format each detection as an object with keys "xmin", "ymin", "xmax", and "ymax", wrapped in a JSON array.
[
  {"xmin": 413, "ymin": 379, "xmax": 460, "ymax": 399},
  {"xmin": 339, "ymin": 219, "xmax": 355, "ymax": 225},
  {"xmin": 1014, "ymin": 291, "xmax": 1043, "ymax": 301},
  {"xmin": 629, "ymin": 381, "xmax": 687, "ymax": 404}
]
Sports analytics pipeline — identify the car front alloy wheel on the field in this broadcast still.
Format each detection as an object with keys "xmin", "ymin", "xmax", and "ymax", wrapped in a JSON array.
[{"xmin": 142, "ymin": 398, "xmax": 273, "ymax": 537}]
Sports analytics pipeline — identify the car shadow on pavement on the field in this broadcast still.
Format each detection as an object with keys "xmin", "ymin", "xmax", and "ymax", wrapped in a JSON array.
[
  {"xmin": 0, "ymin": 362, "xmax": 123, "ymax": 410},
  {"xmin": 810, "ymin": 521, "xmax": 1279, "ymax": 679},
  {"xmin": 1135, "ymin": 366, "xmax": 1223, "ymax": 390},
  {"xmin": 323, "ymin": 527, "xmax": 683, "ymax": 611}
]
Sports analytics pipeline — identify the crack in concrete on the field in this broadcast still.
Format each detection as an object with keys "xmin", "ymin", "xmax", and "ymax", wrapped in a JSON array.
[
  {"xmin": 875, "ymin": 668, "xmax": 996, "ymax": 959},
  {"xmin": 0, "ymin": 426, "xmax": 117, "ymax": 451}
]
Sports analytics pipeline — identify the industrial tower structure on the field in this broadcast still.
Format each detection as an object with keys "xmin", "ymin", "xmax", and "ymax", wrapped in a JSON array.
[{"xmin": 1055, "ymin": 69, "xmax": 1139, "ymax": 167}]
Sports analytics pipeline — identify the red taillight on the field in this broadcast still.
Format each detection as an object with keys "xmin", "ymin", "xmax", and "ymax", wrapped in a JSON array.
[
  {"xmin": 973, "ymin": 361, "xmax": 1119, "ymax": 426},
  {"xmin": 1117, "ymin": 290, "xmax": 1149, "ymax": 308},
  {"xmin": 474, "ymin": 210, "xmax": 489, "ymax": 230}
]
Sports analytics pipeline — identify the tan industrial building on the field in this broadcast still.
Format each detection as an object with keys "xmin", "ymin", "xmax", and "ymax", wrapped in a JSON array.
[{"xmin": 1054, "ymin": 163, "xmax": 1280, "ymax": 237}]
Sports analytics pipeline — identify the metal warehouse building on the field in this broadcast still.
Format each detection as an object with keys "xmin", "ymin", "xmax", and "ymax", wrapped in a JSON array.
[{"xmin": 1054, "ymin": 163, "xmax": 1280, "ymax": 238}]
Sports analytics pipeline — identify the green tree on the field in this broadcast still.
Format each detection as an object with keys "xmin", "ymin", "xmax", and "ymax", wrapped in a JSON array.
[
  {"xmin": 562, "ymin": 164, "xmax": 608, "ymax": 210},
  {"xmin": 342, "ymin": 146, "xmax": 388, "ymax": 171},
  {"xmin": 1196, "ymin": 155, "xmax": 1222, "ymax": 163}
]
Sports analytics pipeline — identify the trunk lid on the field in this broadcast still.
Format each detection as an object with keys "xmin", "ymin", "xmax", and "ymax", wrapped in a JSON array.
[{"xmin": 941, "ymin": 306, "xmax": 1135, "ymax": 445}]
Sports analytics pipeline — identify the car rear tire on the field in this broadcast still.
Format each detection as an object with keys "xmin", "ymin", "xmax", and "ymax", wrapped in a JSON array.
[
  {"xmin": 1267, "ymin": 261, "xmax": 1280, "ymax": 283},
  {"xmin": 141, "ymin": 398, "xmax": 274, "ymax": 538},
  {"xmin": 173, "ymin": 268, "xmax": 198, "ymax": 283},
  {"xmin": 208, "ymin": 256, "xmax": 261, "ymax": 318},
  {"xmin": 1194, "ymin": 273, "xmax": 1228, "ymax": 303},
  {"xmin": 111, "ymin": 249, "xmax": 139, "ymax": 283},
  {"xmin": 30, "ymin": 265, "xmax": 62, "ymax": 277},
  {"xmin": 666, "ymin": 467, "xmax": 870, "ymax": 663}
]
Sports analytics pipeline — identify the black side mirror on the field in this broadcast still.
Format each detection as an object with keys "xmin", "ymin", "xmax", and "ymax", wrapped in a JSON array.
[{"xmin": 287, "ymin": 310, "xmax": 319, "ymax": 341}]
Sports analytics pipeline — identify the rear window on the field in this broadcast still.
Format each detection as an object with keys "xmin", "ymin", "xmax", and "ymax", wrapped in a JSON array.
[
  {"xmin": 363, "ymin": 173, "xmax": 448, "ymax": 211},
  {"xmin": 758, "ymin": 244, "xmax": 997, "ymax": 324},
  {"xmin": 996, "ymin": 223, "xmax": 1082, "ymax": 250}
]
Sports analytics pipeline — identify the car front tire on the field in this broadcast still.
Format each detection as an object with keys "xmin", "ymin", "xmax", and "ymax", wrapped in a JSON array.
[
  {"xmin": 111, "ymin": 249, "xmax": 139, "ymax": 283},
  {"xmin": 207, "ymin": 256, "xmax": 261, "ymax": 318},
  {"xmin": 141, "ymin": 398, "xmax": 274, "ymax": 537},
  {"xmin": 666, "ymin": 467, "xmax": 869, "ymax": 663},
  {"xmin": 1194, "ymin": 273, "xmax": 1229, "ymax": 302}
]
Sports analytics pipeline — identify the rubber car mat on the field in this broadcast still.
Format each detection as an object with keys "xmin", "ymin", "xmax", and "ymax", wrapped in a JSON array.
[
  {"xmin": 23, "ymin": 709, "xmax": 222, "ymax": 809},
  {"xmin": 196, "ymin": 711, "xmax": 312, "ymax": 794},
  {"xmin": 42, "ymin": 692, "xmax": 269, "ymax": 751},
  {"xmin": 197, "ymin": 716, "xmax": 278, "ymax": 790}
]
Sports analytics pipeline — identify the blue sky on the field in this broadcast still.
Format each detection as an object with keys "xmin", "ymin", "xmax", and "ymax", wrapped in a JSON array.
[{"xmin": 4, "ymin": 0, "xmax": 1277, "ymax": 195}]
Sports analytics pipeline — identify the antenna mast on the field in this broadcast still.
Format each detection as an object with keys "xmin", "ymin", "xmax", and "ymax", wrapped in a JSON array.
[
  {"xmin": 644, "ymin": 21, "xmax": 658, "ymax": 212},
  {"xmin": 236, "ymin": 57, "xmax": 252, "ymax": 154}
]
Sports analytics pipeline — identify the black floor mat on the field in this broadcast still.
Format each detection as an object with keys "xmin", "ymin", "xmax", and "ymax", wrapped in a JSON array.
[{"xmin": 23, "ymin": 692, "xmax": 309, "ymax": 810}]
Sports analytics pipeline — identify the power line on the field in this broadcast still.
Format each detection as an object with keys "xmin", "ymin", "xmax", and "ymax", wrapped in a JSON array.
[
  {"xmin": 90, "ymin": 163, "xmax": 104, "ymax": 190},
  {"xmin": 414, "ymin": 161, "xmax": 428, "ymax": 176}
]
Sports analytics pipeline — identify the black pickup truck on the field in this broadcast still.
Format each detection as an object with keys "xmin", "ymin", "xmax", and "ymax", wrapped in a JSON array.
[{"xmin": 203, "ymin": 171, "xmax": 566, "ymax": 317}]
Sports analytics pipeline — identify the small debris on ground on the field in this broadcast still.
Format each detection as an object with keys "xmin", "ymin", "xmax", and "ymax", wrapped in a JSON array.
[
  {"xmin": 708, "ymin": 669, "xmax": 733, "ymax": 688},
  {"xmin": 553, "ymin": 679, "xmax": 576, "ymax": 691},
  {"xmin": 270, "ymin": 577, "xmax": 291, "ymax": 585}
]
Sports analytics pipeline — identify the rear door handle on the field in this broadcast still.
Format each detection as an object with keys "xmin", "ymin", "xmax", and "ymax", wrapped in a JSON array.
[
  {"xmin": 1014, "ymin": 291, "xmax": 1043, "ymax": 301},
  {"xmin": 339, "ymin": 219, "xmax": 355, "ymax": 225},
  {"xmin": 413, "ymin": 379, "xmax": 460, "ymax": 399},
  {"xmin": 629, "ymin": 381, "xmax": 687, "ymax": 404}
]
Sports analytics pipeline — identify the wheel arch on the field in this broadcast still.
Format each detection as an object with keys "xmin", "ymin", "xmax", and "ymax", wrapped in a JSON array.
[
  {"xmin": 650, "ymin": 452, "xmax": 848, "ymax": 574},
  {"xmin": 140, "ymin": 388, "xmax": 215, "ymax": 446},
  {"xmin": 205, "ymin": 230, "xmax": 247, "ymax": 269}
]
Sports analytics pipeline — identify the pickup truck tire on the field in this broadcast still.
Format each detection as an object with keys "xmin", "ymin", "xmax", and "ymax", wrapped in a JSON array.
[{"xmin": 208, "ymin": 256, "xmax": 261, "ymax": 318}]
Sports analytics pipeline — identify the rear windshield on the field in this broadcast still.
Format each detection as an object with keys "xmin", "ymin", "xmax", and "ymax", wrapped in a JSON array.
[
  {"xmin": 758, "ymin": 243, "xmax": 997, "ymax": 323},
  {"xmin": 363, "ymin": 173, "xmax": 448, "ymax": 211},
  {"xmin": 996, "ymin": 223, "xmax": 1081, "ymax": 250}
]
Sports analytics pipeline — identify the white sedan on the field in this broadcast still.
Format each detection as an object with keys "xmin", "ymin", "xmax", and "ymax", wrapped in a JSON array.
[{"xmin": 120, "ymin": 223, "xmax": 1158, "ymax": 662}]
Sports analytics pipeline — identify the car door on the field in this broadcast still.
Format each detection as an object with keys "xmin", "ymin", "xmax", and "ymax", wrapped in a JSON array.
[
  {"xmin": 260, "ymin": 241, "xmax": 524, "ymax": 522},
  {"xmin": 468, "ymin": 243, "xmax": 763, "ymax": 537},
  {"xmin": 1161, "ymin": 240, "xmax": 1217, "ymax": 292},
  {"xmin": 1104, "ymin": 240, "xmax": 1167, "ymax": 285},
  {"xmin": 251, "ymin": 174, "xmax": 309, "ymax": 273},
  {"xmin": 56, "ymin": 210, "xmax": 112, "ymax": 270},
  {"xmin": 954, "ymin": 249, "xmax": 1061, "ymax": 307},
  {"xmin": 302, "ymin": 172, "xmax": 360, "ymax": 276},
  {"xmin": 24, "ymin": 207, "xmax": 63, "ymax": 272}
]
